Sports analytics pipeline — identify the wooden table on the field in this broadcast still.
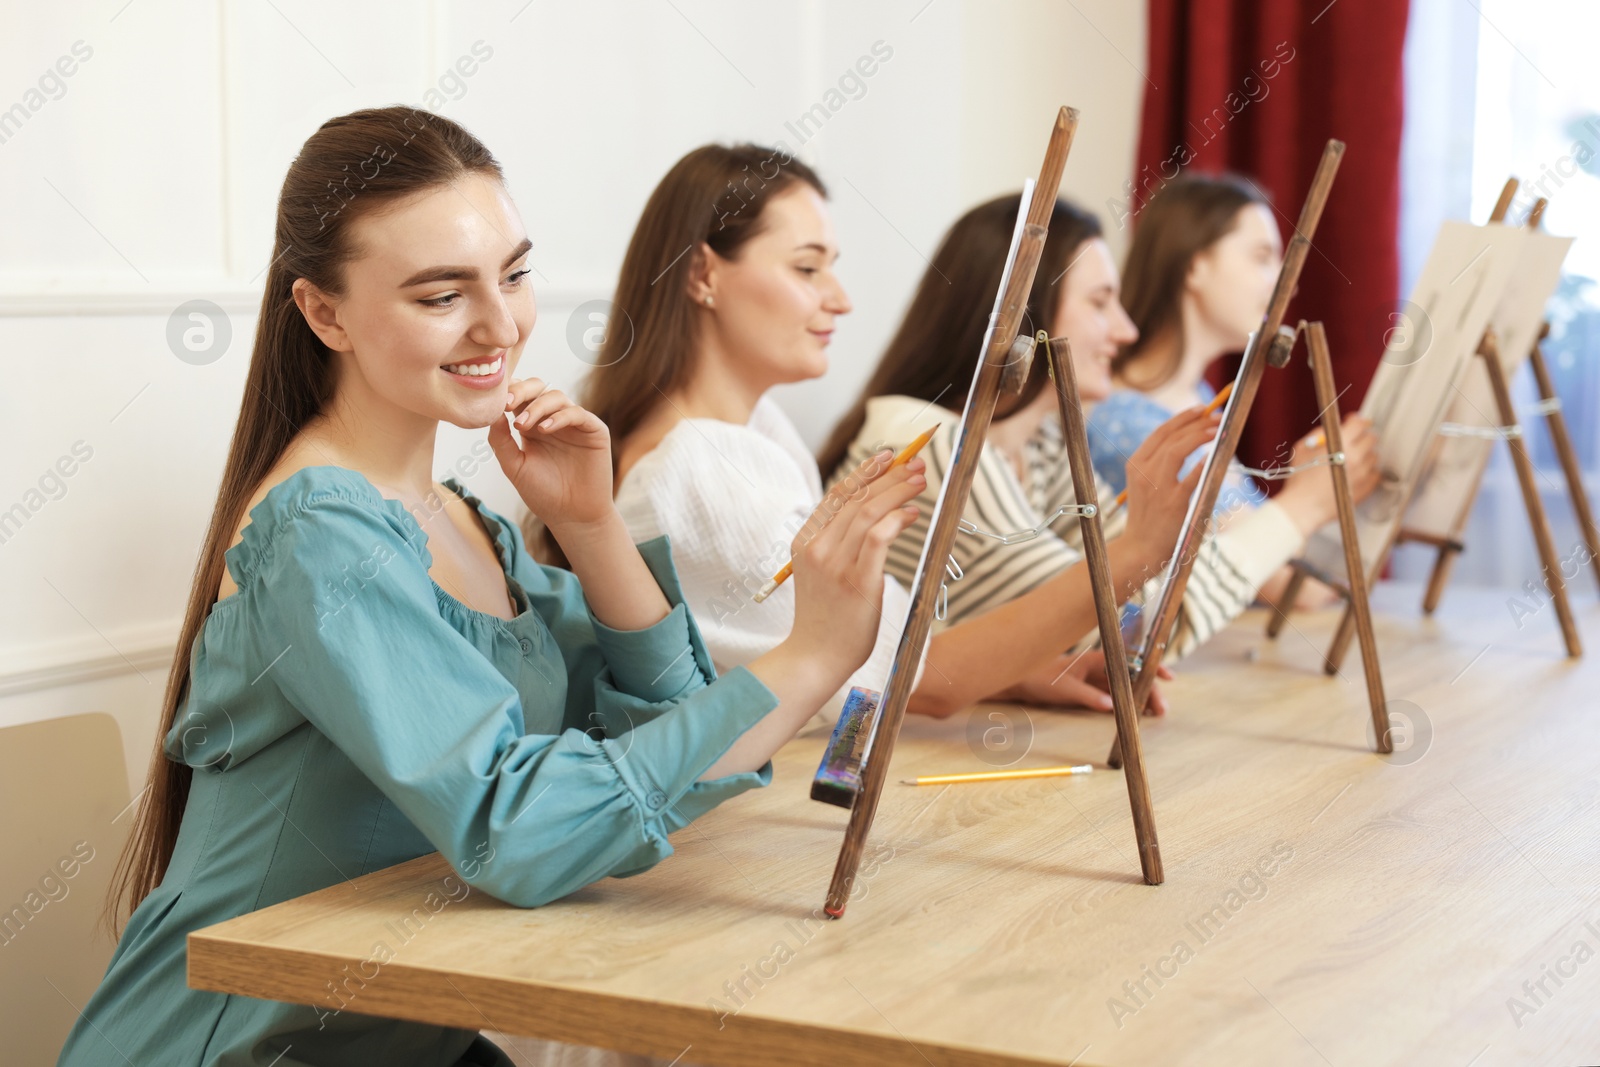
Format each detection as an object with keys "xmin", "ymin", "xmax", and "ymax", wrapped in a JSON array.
[{"xmin": 189, "ymin": 584, "xmax": 1600, "ymax": 1066}]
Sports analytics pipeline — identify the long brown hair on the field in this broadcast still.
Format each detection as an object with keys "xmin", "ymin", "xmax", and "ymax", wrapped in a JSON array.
[
  {"xmin": 1114, "ymin": 173, "xmax": 1266, "ymax": 391},
  {"xmin": 816, "ymin": 193, "xmax": 1103, "ymax": 480},
  {"xmin": 104, "ymin": 106, "xmax": 503, "ymax": 934},
  {"xmin": 535, "ymin": 143, "xmax": 825, "ymax": 565}
]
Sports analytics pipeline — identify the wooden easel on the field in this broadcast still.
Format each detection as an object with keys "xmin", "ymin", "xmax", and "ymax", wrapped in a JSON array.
[
  {"xmin": 1108, "ymin": 140, "xmax": 1357, "ymax": 769},
  {"xmin": 823, "ymin": 108, "xmax": 1166, "ymax": 919},
  {"xmin": 1405, "ymin": 190, "xmax": 1600, "ymax": 612},
  {"xmin": 1261, "ymin": 323, "xmax": 1391, "ymax": 747},
  {"xmin": 1321, "ymin": 179, "xmax": 1585, "ymax": 674}
]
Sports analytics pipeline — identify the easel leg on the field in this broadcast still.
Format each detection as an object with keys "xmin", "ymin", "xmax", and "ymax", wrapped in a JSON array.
[
  {"xmin": 1324, "ymin": 602, "xmax": 1357, "ymax": 675},
  {"xmin": 1264, "ymin": 566, "xmax": 1308, "ymax": 639},
  {"xmin": 1527, "ymin": 338, "xmax": 1600, "ymax": 597},
  {"xmin": 1047, "ymin": 337, "xmax": 1162, "ymax": 883},
  {"xmin": 1421, "ymin": 544, "xmax": 1460, "ymax": 615},
  {"xmin": 1481, "ymin": 334, "xmax": 1582, "ymax": 657},
  {"xmin": 1306, "ymin": 323, "xmax": 1391, "ymax": 750}
]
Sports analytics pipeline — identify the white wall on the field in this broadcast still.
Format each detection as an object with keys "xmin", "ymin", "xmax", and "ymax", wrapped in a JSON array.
[{"xmin": 0, "ymin": 0, "xmax": 1146, "ymax": 792}]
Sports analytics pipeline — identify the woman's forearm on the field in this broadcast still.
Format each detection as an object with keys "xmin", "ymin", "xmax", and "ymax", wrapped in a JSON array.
[
  {"xmin": 548, "ymin": 509, "xmax": 672, "ymax": 632},
  {"xmin": 701, "ymin": 639, "xmax": 851, "ymax": 778},
  {"xmin": 907, "ymin": 534, "xmax": 1163, "ymax": 719}
]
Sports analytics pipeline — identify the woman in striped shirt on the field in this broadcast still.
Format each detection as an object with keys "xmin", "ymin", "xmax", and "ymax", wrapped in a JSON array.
[{"xmin": 818, "ymin": 194, "xmax": 1379, "ymax": 704}]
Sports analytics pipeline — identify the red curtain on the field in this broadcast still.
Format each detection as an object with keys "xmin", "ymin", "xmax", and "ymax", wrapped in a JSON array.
[{"xmin": 1134, "ymin": 0, "xmax": 1410, "ymax": 480}]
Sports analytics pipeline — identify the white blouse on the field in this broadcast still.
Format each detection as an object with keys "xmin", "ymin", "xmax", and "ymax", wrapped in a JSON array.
[{"xmin": 614, "ymin": 395, "xmax": 923, "ymax": 733}]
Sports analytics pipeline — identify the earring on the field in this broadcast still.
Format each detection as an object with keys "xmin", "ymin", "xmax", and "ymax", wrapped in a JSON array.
[{"xmin": 704, "ymin": 295, "xmax": 714, "ymax": 307}]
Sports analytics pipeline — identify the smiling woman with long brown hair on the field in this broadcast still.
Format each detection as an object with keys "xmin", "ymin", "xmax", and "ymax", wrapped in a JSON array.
[{"xmin": 63, "ymin": 108, "xmax": 921, "ymax": 1067}]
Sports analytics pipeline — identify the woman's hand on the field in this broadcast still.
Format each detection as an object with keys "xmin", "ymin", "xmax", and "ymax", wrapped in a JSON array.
[
  {"xmin": 704, "ymin": 452, "xmax": 927, "ymax": 780},
  {"xmin": 1001, "ymin": 649, "xmax": 1172, "ymax": 716},
  {"xmin": 1272, "ymin": 414, "xmax": 1382, "ymax": 537},
  {"xmin": 1122, "ymin": 407, "xmax": 1221, "ymax": 566},
  {"xmin": 488, "ymin": 378, "xmax": 614, "ymax": 533},
  {"xmin": 487, "ymin": 378, "xmax": 673, "ymax": 632},
  {"xmin": 786, "ymin": 450, "xmax": 926, "ymax": 672}
]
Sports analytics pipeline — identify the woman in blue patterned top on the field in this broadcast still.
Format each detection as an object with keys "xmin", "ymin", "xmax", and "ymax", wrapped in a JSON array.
[
  {"xmin": 59, "ymin": 107, "xmax": 924, "ymax": 1067},
  {"xmin": 1086, "ymin": 174, "xmax": 1377, "ymax": 608}
]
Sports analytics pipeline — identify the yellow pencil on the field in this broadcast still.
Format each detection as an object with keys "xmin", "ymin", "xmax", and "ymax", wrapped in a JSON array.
[
  {"xmin": 753, "ymin": 423, "xmax": 940, "ymax": 603},
  {"xmin": 1204, "ymin": 380, "xmax": 1236, "ymax": 414},
  {"xmin": 900, "ymin": 763, "xmax": 1094, "ymax": 786},
  {"xmin": 1109, "ymin": 381, "xmax": 1235, "ymax": 512}
]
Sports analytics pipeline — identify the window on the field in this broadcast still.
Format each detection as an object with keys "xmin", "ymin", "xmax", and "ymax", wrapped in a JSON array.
[{"xmin": 1393, "ymin": 0, "xmax": 1598, "ymax": 590}]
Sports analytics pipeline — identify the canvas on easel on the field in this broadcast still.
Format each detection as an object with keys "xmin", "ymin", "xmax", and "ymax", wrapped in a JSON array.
[{"xmin": 820, "ymin": 108, "xmax": 1169, "ymax": 919}]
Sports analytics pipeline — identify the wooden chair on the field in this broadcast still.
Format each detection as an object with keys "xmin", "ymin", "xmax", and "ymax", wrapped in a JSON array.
[{"xmin": 0, "ymin": 713, "xmax": 131, "ymax": 1067}]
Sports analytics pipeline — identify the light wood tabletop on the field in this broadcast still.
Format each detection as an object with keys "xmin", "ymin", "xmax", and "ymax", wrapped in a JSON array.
[{"xmin": 188, "ymin": 583, "xmax": 1600, "ymax": 1066}]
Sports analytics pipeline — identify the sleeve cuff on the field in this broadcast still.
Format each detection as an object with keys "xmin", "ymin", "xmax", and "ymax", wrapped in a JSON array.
[
  {"xmin": 599, "ymin": 664, "xmax": 780, "ymax": 817},
  {"xmin": 1214, "ymin": 500, "xmax": 1305, "ymax": 591},
  {"xmin": 662, "ymin": 760, "xmax": 775, "ymax": 833}
]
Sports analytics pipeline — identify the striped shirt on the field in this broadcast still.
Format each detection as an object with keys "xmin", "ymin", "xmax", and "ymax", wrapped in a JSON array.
[{"xmin": 830, "ymin": 395, "xmax": 1304, "ymax": 660}]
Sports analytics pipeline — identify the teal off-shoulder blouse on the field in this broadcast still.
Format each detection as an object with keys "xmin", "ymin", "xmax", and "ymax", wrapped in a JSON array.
[{"xmin": 57, "ymin": 466, "xmax": 778, "ymax": 1067}]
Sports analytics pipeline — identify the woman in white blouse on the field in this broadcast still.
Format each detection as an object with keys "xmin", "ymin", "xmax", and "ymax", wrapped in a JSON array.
[
  {"xmin": 542, "ymin": 144, "xmax": 1213, "ymax": 727},
  {"xmin": 816, "ymin": 193, "xmax": 1380, "ymax": 703}
]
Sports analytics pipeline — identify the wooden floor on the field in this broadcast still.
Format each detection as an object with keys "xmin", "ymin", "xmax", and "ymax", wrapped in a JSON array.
[{"xmin": 189, "ymin": 583, "xmax": 1600, "ymax": 1066}]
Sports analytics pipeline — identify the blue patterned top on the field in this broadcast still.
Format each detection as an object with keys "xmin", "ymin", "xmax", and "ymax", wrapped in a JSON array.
[{"xmin": 1087, "ymin": 382, "xmax": 1268, "ymax": 520}]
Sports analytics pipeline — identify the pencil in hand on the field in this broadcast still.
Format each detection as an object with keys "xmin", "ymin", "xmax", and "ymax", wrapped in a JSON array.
[
  {"xmin": 1108, "ymin": 382, "xmax": 1235, "ymax": 513},
  {"xmin": 753, "ymin": 423, "xmax": 940, "ymax": 603}
]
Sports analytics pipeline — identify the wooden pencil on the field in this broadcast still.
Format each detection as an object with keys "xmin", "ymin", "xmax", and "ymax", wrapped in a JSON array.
[{"xmin": 900, "ymin": 764, "xmax": 1094, "ymax": 786}]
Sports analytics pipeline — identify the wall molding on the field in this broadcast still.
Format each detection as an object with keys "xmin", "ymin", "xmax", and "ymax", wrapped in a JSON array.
[
  {"xmin": 0, "ymin": 286, "xmax": 266, "ymax": 318},
  {"xmin": 0, "ymin": 621, "xmax": 178, "ymax": 698}
]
